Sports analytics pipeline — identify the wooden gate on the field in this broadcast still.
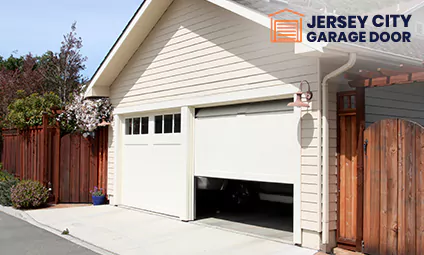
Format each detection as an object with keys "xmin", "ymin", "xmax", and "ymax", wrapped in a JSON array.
[
  {"xmin": 59, "ymin": 129, "xmax": 108, "ymax": 203},
  {"xmin": 363, "ymin": 119, "xmax": 424, "ymax": 255}
]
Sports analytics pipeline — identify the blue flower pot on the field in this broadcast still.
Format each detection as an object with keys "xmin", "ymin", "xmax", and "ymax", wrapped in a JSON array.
[{"xmin": 92, "ymin": 195, "xmax": 105, "ymax": 206}]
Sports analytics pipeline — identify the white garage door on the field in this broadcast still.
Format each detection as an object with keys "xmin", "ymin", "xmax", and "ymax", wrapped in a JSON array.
[
  {"xmin": 195, "ymin": 99, "xmax": 299, "ymax": 184},
  {"xmin": 121, "ymin": 113, "xmax": 183, "ymax": 217}
]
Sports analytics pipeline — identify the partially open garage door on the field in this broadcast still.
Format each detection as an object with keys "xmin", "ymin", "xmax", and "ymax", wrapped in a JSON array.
[
  {"xmin": 195, "ymin": 99, "xmax": 298, "ymax": 184},
  {"xmin": 121, "ymin": 113, "xmax": 183, "ymax": 217}
]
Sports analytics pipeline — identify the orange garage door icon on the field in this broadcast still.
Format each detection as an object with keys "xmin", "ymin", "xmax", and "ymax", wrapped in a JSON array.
[{"xmin": 269, "ymin": 9, "xmax": 304, "ymax": 43}]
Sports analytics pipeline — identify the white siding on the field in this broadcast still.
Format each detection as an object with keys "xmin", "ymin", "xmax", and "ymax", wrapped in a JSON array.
[
  {"xmin": 108, "ymin": 0, "xmax": 320, "ymax": 232},
  {"xmin": 300, "ymin": 79, "xmax": 320, "ymax": 232},
  {"xmin": 365, "ymin": 83, "xmax": 424, "ymax": 127},
  {"xmin": 109, "ymin": 0, "xmax": 317, "ymax": 109}
]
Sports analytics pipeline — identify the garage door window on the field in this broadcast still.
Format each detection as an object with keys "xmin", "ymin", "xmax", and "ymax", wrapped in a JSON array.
[
  {"xmin": 155, "ymin": 114, "xmax": 181, "ymax": 134},
  {"xmin": 125, "ymin": 118, "xmax": 132, "ymax": 135},
  {"xmin": 125, "ymin": 117, "xmax": 149, "ymax": 135}
]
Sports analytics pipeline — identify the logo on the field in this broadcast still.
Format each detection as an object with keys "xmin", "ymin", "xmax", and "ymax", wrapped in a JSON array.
[
  {"xmin": 269, "ymin": 10, "xmax": 412, "ymax": 43},
  {"xmin": 269, "ymin": 9, "xmax": 304, "ymax": 43}
]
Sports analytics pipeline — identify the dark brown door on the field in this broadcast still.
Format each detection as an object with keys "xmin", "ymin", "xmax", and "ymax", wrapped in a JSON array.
[
  {"xmin": 337, "ymin": 91, "xmax": 358, "ymax": 247},
  {"xmin": 363, "ymin": 119, "xmax": 424, "ymax": 255},
  {"xmin": 337, "ymin": 89, "xmax": 365, "ymax": 251}
]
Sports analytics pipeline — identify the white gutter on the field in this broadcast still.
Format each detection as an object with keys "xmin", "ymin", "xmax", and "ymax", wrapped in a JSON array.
[{"xmin": 321, "ymin": 53, "xmax": 357, "ymax": 244}]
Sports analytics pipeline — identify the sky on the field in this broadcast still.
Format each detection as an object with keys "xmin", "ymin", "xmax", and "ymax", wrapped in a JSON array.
[{"xmin": 0, "ymin": 0, "xmax": 141, "ymax": 78}]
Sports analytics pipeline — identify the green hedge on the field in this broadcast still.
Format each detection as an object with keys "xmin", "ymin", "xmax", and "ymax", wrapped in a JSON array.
[{"xmin": 0, "ymin": 171, "xmax": 19, "ymax": 206}]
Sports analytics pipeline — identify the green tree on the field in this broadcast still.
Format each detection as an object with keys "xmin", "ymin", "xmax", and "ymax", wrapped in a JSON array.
[{"xmin": 7, "ymin": 92, "xmax": 61, "ymax": 129}]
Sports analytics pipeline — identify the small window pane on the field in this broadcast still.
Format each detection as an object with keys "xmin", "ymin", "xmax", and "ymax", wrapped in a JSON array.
[
  {"xmin": 155, "ymin": 115, "xmax": 163, "ymax": 134},
  {"xmin": 141, "ymin": 117, "xmax": 149, "ymax": 134},
  {"xmin": 133, "ymin": 118, "xmax": 141, "ymax": 135},
  {"xmin": 174, "ymin": 114, "xmax": 181, "ymax": 133},
  {"xmin": 343, "ymin": 96, "xmax": 349, "ymax": 109},
  {"xmin": 164, "ymin": 115, "xmax": 173, "ymax": 133},
  {"xmin": 125, "ymin": 118, "xmax": 132, "ymax": 135},
  {"xmin": 350, "ymin": 95, "xmax": 356, "ymax": 109}
]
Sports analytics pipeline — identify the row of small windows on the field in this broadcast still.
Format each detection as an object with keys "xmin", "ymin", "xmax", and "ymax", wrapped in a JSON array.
[{"xmin": 125, "ymin": 114, "xmax": 181, "ymax": 135}]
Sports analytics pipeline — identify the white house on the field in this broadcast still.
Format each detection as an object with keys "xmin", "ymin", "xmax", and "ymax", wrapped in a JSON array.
[{"xmin": 85, "ymin": 0, "xmax": 424, "ymax": 252}]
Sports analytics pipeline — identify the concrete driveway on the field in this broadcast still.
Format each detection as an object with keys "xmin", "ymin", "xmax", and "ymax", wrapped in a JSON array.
[{"xmin": 24, "ymin": 205, "xmax": 317, "ymax": 255}]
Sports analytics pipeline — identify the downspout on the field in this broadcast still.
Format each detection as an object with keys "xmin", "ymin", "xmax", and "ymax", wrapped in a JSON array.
[{"xmin": 321, "ymin": 53, "xmax": 357, "ymax": 244}]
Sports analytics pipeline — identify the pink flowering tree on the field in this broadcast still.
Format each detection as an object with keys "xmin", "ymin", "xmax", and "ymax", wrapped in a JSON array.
[{"xmin": 60, "ymin": 91, "xmax": 113, "ymax": 134}]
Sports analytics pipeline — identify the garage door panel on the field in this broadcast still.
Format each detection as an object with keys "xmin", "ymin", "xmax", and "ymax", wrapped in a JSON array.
[
  {"xmin": 122, "ymin": 143, "xmax": 182, "ymax": 216},
  {"xmin": 121, "ymin": 113, "xmax": 183, "ymax": 218},
  {"xmin": 195, "ymin": 99, "xmax": 297, "ymax": 184}
]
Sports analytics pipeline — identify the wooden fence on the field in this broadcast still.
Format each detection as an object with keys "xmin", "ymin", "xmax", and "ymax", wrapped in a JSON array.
[{"xmin": 1, "ymin": 115, "xmax": 108, "ymax": 203}]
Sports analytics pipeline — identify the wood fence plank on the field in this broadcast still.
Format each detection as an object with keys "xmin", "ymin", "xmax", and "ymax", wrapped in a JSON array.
[
  {"xmin": 398, "ymin": 120, "xmax": 407, "ymax": 255},
  {"xmin": 363, "ymin": 125, "xmax": 371, "ymax": 253},
  {"xmin": 380, "ymin": 120, "xmax": 388, "ymax": 255},
  {"xmin": 80, "ymin": 137, "xmax": 90, "ymax": 203},
  {"xmin": 405, "ymin": 122, "xmax": 416, "ymax": 255},
  {"xmin": 70, "ymin": 134, "xmax": 79, "ymax": 202},
  {"xmin": 52, "ymin": 128, "xmax": 60, "ymax": 203},
  {"xmin": 90, "ymin": 134, "xmax": 98, "ymax": 200},
  {"xmin": 369, "ymin": 121, "xmax": 381, "ymax": 255},
  {"xmin": 60, "ymin": 135, "xmax": 70, "ymax": 203},
  {"xmin": 416, "ymin": 126, "xmax": 424, "ymax": 254},
  {"xmin": 386, "ymin": 119, "xmax": 398, "ymax": 255}
]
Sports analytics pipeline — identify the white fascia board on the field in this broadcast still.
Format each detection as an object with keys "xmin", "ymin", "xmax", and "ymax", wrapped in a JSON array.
[
  {"xmin": 404, "ymin": 2, "xmax": 424, "ymax": 14},
  {"xmin": 84, "ymin": 0, "xmax": 173, "ymax": 98}
]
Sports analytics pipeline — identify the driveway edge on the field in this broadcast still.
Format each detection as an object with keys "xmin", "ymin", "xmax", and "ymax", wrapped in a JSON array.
[{"xmin": 0, "ymin": 205, "xmax": 117, "ymax": 255}]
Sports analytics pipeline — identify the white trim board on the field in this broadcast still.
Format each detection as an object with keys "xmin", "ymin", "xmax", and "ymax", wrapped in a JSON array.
[{"xmin": 114, "ymin": 85, "xmax": 298, "ymax": 115}]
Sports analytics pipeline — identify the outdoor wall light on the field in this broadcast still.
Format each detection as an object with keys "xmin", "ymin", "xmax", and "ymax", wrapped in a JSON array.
[{"xmin": 287, "ymin": 80, "xmax": 313, "ymax": 108}]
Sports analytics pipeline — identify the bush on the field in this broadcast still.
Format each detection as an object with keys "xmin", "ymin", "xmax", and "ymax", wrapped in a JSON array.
[
  {"xmin": 10, "ymin": 180, "xmax": 49, "ymax": 209},
  {"xmin": 0, "ymin": 171, "xmax": 19, "ymax": 206},
  {"xmin": 6, "ymin": 92, "xmax": 61, "ymax": 129}
]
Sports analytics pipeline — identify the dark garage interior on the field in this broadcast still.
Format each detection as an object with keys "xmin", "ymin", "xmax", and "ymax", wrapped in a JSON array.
[{"xmin": 195, "ymin": 177, "xmax": 294, "ymax": 242}]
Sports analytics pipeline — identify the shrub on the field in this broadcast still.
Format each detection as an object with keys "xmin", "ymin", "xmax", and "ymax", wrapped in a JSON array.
[
  {"xmin": 10, "ymin": 180, "xmax": 49, "ymax": 209},
  {"xmin": 0, "ymin": 171, "xmax": 19, "ymax": 206},
  {"xmin": 6, "ymin": 91, "xmax": 61, "ymax": 129}
]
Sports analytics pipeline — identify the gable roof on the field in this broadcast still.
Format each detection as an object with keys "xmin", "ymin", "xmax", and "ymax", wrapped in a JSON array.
[{"xmin": 85, "ymin": 0, "xmax": 424, "ymax": 98}]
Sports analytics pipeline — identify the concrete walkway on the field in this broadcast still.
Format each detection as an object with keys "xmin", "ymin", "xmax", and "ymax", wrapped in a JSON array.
[{"xmin": 21, "ymin": 205, "xmax": 316, "ymax": 255}]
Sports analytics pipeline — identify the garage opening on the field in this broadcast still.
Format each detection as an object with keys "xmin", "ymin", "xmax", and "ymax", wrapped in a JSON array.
[
  {"xmin": 195, "ymin": 177, "xmax": 294, "ymax": 242},
  {"xmin": 193, "ymin": 99, "xmax": 298, "ymax": 242}
]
